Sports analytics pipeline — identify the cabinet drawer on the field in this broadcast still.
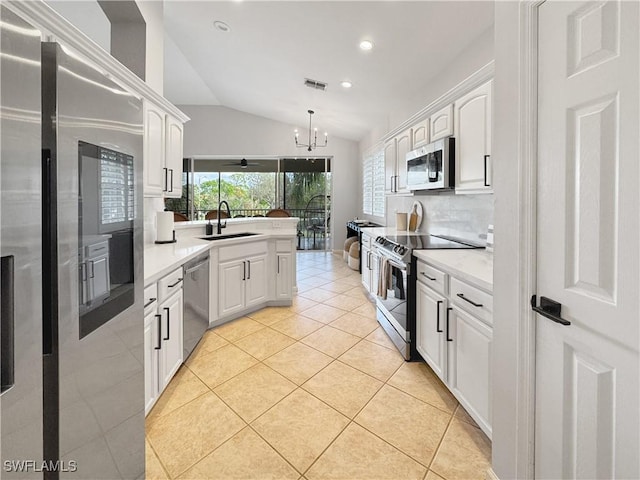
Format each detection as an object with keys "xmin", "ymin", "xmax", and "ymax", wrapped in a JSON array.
[
  {"xmin": 86, "ymin": 241, "xmax": 109, "ymax": 258},
  {"xmin": 144, "ymin": 284, "xmax": 158, "ymax": 315},
  {"xmin": 416, "ymin": 261, "xmax": 448, "ymax": 295},
  {"xmin": 158, "ymin": 266, "xmax": 183, "ymax": 303},
  {"xmin": 450, "ymin": 277, "xmax": 492, "ymax": 325},
  {"xmin": 219, "ymin": 241, "xmax": 268, "ymax": 261}
]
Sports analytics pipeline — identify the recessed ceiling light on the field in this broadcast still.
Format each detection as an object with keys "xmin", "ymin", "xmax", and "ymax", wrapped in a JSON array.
[
  {"xmin": 341, "ymin": 80, "xmax": 353, "ymax": 89},
  {"xmin": 213, "ymin": 21, "xmax": 231, "ymax": 33},
  {"xmin": 359, "ymin": 40, "xmax": 374, "ymax": 51}
]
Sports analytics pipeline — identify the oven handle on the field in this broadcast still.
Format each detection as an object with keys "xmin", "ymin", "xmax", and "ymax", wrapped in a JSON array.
[{"xmin": 373, "ymin": 247, "xmax": 408, "ymax": 271}]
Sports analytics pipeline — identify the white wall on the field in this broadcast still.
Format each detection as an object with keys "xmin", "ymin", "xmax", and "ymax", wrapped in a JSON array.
[
  {"xmin": 178, "ymin": 105, "xmax": 360, "ymax": 252},
  {"xmin": 135, "ymin": 0, "xmax": 163, "ymax": 95},
  {"xmin": 358, "ymin": 26, "xmax": 495, "ymax": 154},
  {"xmin": 44, "ymin": 1, "xmax": 110, "ymax": 51}
]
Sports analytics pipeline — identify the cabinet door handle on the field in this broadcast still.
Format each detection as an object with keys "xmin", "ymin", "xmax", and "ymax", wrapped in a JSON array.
[
  {"xmin": 436, "ymin": 300, "xmax": 443, "ymax": 333},
  {"xmin": 242, "ymin": 261, "xmax": 246, "ymax": 281},
  {"xmin": 446, "ymin": 307, "xmax": 453, "ymax": 342},
  {"xmin": 163, "ymin": 307, "xmax": 170, "ymax": 340},
  {"xmin": 390, "ymin": 176, "xmax": 394, "ymax": 192},
  {"xmin": 168, "ymin": 278, "xmax": 183, "ymax": 288},
  {"xmin": 247, "ymin": 260, "xmax": 251, "ymax": 280},
  {"xmin": 421, "ymin": 272, "xmax": 436, "ymax": 281},
  {"xmin": 1, "ymin": 256, "xmax": 16, "ymax": 394},
  {"xmin": 163, "ymin": 167, "xmax": 168, "ymax": 192},
  {"xmin": 456, "ymin": 293, "xmax": 483, "ymax": 307},
  {"xmin": 89, "ymin": 260, "xmax": 95, "ymax": 278},
  {"xmin": 484, "ymin": 155, "xmax": 491, "ymax": 187},
  {"xmin": 155, "ymin": 314, "xmax": 162, "ymax": 350},
  {"xmin": 277, "ymin": 256, "xmax": 280, "ymax": 274},
  {"xmin": 144, "ymin": 297, "xmax": 157, "ymax": 308},
  {"xmin": 169, "ymin": 169, "xmax": 174, "ymax": 192}
]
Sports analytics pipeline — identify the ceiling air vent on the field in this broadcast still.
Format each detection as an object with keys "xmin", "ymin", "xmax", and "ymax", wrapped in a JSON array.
[{"xmin": 304, "ymin": 78, "xmax": 328, "ymax": 91}]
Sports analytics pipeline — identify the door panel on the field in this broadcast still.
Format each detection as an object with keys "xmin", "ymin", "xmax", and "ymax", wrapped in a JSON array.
[
  {"xmin": 246, "ymin": 255, "xmax": 267, "ymax": 308},
  {"xmin": 219, "ymin": 261, "xmax": 245, "ymax": 316},
  {"xmin": 415, "ymin": 282, "xmax": 446, "ymax": 380},
  {"xmin": 535, "ymin": 1, "xmax": 639, "ymax": 478}
]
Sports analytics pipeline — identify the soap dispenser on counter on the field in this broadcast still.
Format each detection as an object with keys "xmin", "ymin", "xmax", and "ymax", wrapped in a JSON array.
[{"xmin": 205, "ymin": 220, "xmax": 213, "ymax": 236}]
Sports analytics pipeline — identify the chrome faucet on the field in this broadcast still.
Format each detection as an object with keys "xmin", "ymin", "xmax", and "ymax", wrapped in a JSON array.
[{"xmin": 217, "ymin": 200, "xmax": 231, "ymax": 234}]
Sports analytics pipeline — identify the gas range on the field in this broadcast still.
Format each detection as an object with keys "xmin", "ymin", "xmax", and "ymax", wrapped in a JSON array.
[{"xmin": 373, "ymin": 234, "xmax": 484, "ymax": 264}]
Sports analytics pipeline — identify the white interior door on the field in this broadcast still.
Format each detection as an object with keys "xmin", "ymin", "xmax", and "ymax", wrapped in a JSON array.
[{"xmin": 535, "ymin": 1, "xmax": 639, "ymax": 479}]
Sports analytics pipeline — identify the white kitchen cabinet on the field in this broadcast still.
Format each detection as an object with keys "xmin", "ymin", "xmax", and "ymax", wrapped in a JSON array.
[
  {"xmin": 454, "ymin": 80, "xmax": 492, "ymax": 193},
  {"xmin": 416, "ymin": 281, "xmax": 447, "ymax": 380},
  {"xmin": 144, "ymin": 269, "xmax": 184, "ymax": 415},
  {"xmin": 448, "ymin": 306, "xmax": 492, "ymax": 435},
  {"xmin": 411, "ymin": 118, "xmax": 430, "ymax": 149},
  {"xmin": 275, "ymin": 252, "xmax": 292, "ymax": 300},
  {"xmin": 384, "ymin": 127, "xmax": 412, "ymax": 194},
  {"xmin": 158, "ymin": 289, "xmax": 184, "ymax": 386},
  {"xmin": 143, "ymin": 102, "xmax": 166, "ymax": 197},
  {"xmin": 143, "ymin": 101, "xmax": 184, "ymax": 198},
  {"xmin": 415, "ymin": 258, "xmax": 492, "ymax": 438},
  {"xmin": 245, "ymin": 254, "xmax": 268, "ymax": 308},
  {"xmin": 274, "ymin": 238, "xmax": 294, "ymax": 302},
  {"xmin": 218, "ymin": 241, "xmax": 269, "ymax": 318},
  {"xmin": 143, "ymin": 309, "xmax": 159, "ymax": 414},
  {"xmin": 429, "ymin": 103, "xmax": 454, "ymax": 141},
  {"xmin": 164, "ymin": 115, "xmax": 184, "ymax": 198},
  {"xmin": 360, "ymin": 233, "xmax": 380, "ymax": 296}
]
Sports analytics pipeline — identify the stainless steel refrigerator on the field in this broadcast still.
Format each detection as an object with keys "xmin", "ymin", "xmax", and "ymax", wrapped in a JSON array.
[{"xmin": 1, "ymin": 6, "xmax": 145, "ymax": 478}]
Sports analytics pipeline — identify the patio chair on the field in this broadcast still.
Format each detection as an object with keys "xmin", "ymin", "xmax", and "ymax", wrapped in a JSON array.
[
  {"xmin": 205, "ymin": 210, "xmax": 229, "ymax": 220},
  {"xmin": 266, "ymin": 208, "xmax": 291, "ymax": 218},
  {"xmin": 304, "ymin": 194, "xmax": 331, "ymax": 249}
]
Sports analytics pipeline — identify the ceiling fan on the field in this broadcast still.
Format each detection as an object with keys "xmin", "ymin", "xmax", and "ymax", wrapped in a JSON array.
[{"xmin": 223, "ymin": 158, "xmax": 260, "ymax": 169}]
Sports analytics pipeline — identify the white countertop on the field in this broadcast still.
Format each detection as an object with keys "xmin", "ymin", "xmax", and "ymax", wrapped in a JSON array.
[
  {"xmin": 144, "ymin": 231, "xmax": 294, "ymax": 286},
  {"xmin": 144, "ymin": 217, "xmax": 298, "ymax": 285},
  {"xmin": 413, "ymin": 249, "xmax": 493, "ymax": 292}
]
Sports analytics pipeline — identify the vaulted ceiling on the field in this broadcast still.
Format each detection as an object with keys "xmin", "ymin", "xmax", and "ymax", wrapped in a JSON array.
[{"xmin": 163, "ymin": 1, "xmax": 494, "ymax": 141}]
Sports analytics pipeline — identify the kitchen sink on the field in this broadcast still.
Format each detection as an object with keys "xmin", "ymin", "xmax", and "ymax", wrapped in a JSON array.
[{"xmin": 200, "ymin": 232, "xmax": 260, "ymax": 241}]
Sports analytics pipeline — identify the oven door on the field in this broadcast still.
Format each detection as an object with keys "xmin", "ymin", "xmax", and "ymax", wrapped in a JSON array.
[{"xmin": 375, "ymin": 253, "xmax": 409, "ymax": 344}]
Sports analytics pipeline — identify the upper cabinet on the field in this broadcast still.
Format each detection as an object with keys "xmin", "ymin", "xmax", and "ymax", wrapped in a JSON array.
[
  {"xmin": 429, "ymin": 103, "xmax": 454, "ymax": 141},
  {"xmin": 411, "ymin": 118, "xmax": 430, "ymax": 149},
  {"xmin": 164, "ymin": 115, "xmax": 184, "ymax": 198},
  {"xmin": 144, "ymin": 100, "xmax": 184, "ymax": 198},
  {"xmin": 385, "ymin": 127, "xmax": 412, "ymax": 194},
  {"xmin": 454, "ymin": 80, "xmax": 493, "ymax": 193}
]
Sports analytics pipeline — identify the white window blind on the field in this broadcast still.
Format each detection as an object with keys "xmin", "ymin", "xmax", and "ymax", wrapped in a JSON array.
[
  {"xmin": 100, "ymin": 149, "xmax": 134, "ymax": 225},
  {"xmin": 362, "ymin": 148, "xmax": 385, "ymax": 217},
  {"xmin": 372, "ymin": 149, "xmax": 385, "ymax": 217}
]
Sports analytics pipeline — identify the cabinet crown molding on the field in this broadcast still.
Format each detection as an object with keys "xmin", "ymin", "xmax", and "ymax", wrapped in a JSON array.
[{"xmin": 6, "ymin": 0, "xmax": 190, "ymax": 123}]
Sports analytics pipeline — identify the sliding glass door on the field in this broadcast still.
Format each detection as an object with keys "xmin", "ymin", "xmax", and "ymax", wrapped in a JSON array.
[{"xmin": 165, "ymin": 157, "xmax": 332, "ymax": 250}]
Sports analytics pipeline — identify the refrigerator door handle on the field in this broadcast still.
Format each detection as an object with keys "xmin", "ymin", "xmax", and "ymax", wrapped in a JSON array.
[{"xmin": 1, "ymin": 255, "xmax": 16, "ymax": 395}]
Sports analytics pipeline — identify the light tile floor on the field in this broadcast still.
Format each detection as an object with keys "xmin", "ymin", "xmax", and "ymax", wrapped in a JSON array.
[{"xmin": 146, "ymin": 252, "xmax": 491, "ymax": 480}]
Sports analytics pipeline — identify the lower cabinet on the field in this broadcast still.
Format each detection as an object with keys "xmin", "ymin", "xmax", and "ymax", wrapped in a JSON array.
[
  {"xmin": 416, "ymin": 282, "xmax": 447, "ymax": 380},
  {"xmin": 447, "ymin": 306, "xmax": 492, "ymax": 434},
  {"xmin": 218, "ymin": 242, "xmax": 268, "ymax": 317},
  {"xmin": 415, "ymin": 259, "xmax": 493, "ymax": 437},
  {"xmin": 276, "ymin": 252, "xmax": 292, "ymax": 300},
  {"xmin": 361, "ymin": 234, "xmax": 380, "ymax": 296},
  {"xmin": 144, "ymin": 268, "xmax": 184, "ymax": 415}
]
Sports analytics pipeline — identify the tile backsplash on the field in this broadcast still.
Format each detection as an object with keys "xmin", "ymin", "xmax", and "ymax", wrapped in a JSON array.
[{"xmin": 386, "ymin": 193, "xmax": 494, "ymax": 245}]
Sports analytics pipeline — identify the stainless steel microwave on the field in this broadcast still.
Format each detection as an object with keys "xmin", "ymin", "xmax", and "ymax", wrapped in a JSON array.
[{"xmin": 406, "ymin": 136, "xmax": 455, "ymax": 191}]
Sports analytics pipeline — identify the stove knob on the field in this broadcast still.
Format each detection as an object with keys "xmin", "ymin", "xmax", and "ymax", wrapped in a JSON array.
[
  {"xmin": 376, "ymin": 236, "xmax": 384, "ymax": 244},
  {"xmin": 400, "ymin": 246, "xmax": 407, "ymax": 255}
]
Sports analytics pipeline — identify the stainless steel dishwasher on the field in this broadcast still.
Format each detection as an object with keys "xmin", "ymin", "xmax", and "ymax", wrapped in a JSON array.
[{"xmin": 183, "ymin": 253, "xmax": 210, "ymax": 359}]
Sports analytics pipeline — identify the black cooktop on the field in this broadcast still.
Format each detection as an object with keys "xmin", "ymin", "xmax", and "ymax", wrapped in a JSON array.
[{"xmin": 386, "ymin": 234, "xmax": 484, "ymax": 250}]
